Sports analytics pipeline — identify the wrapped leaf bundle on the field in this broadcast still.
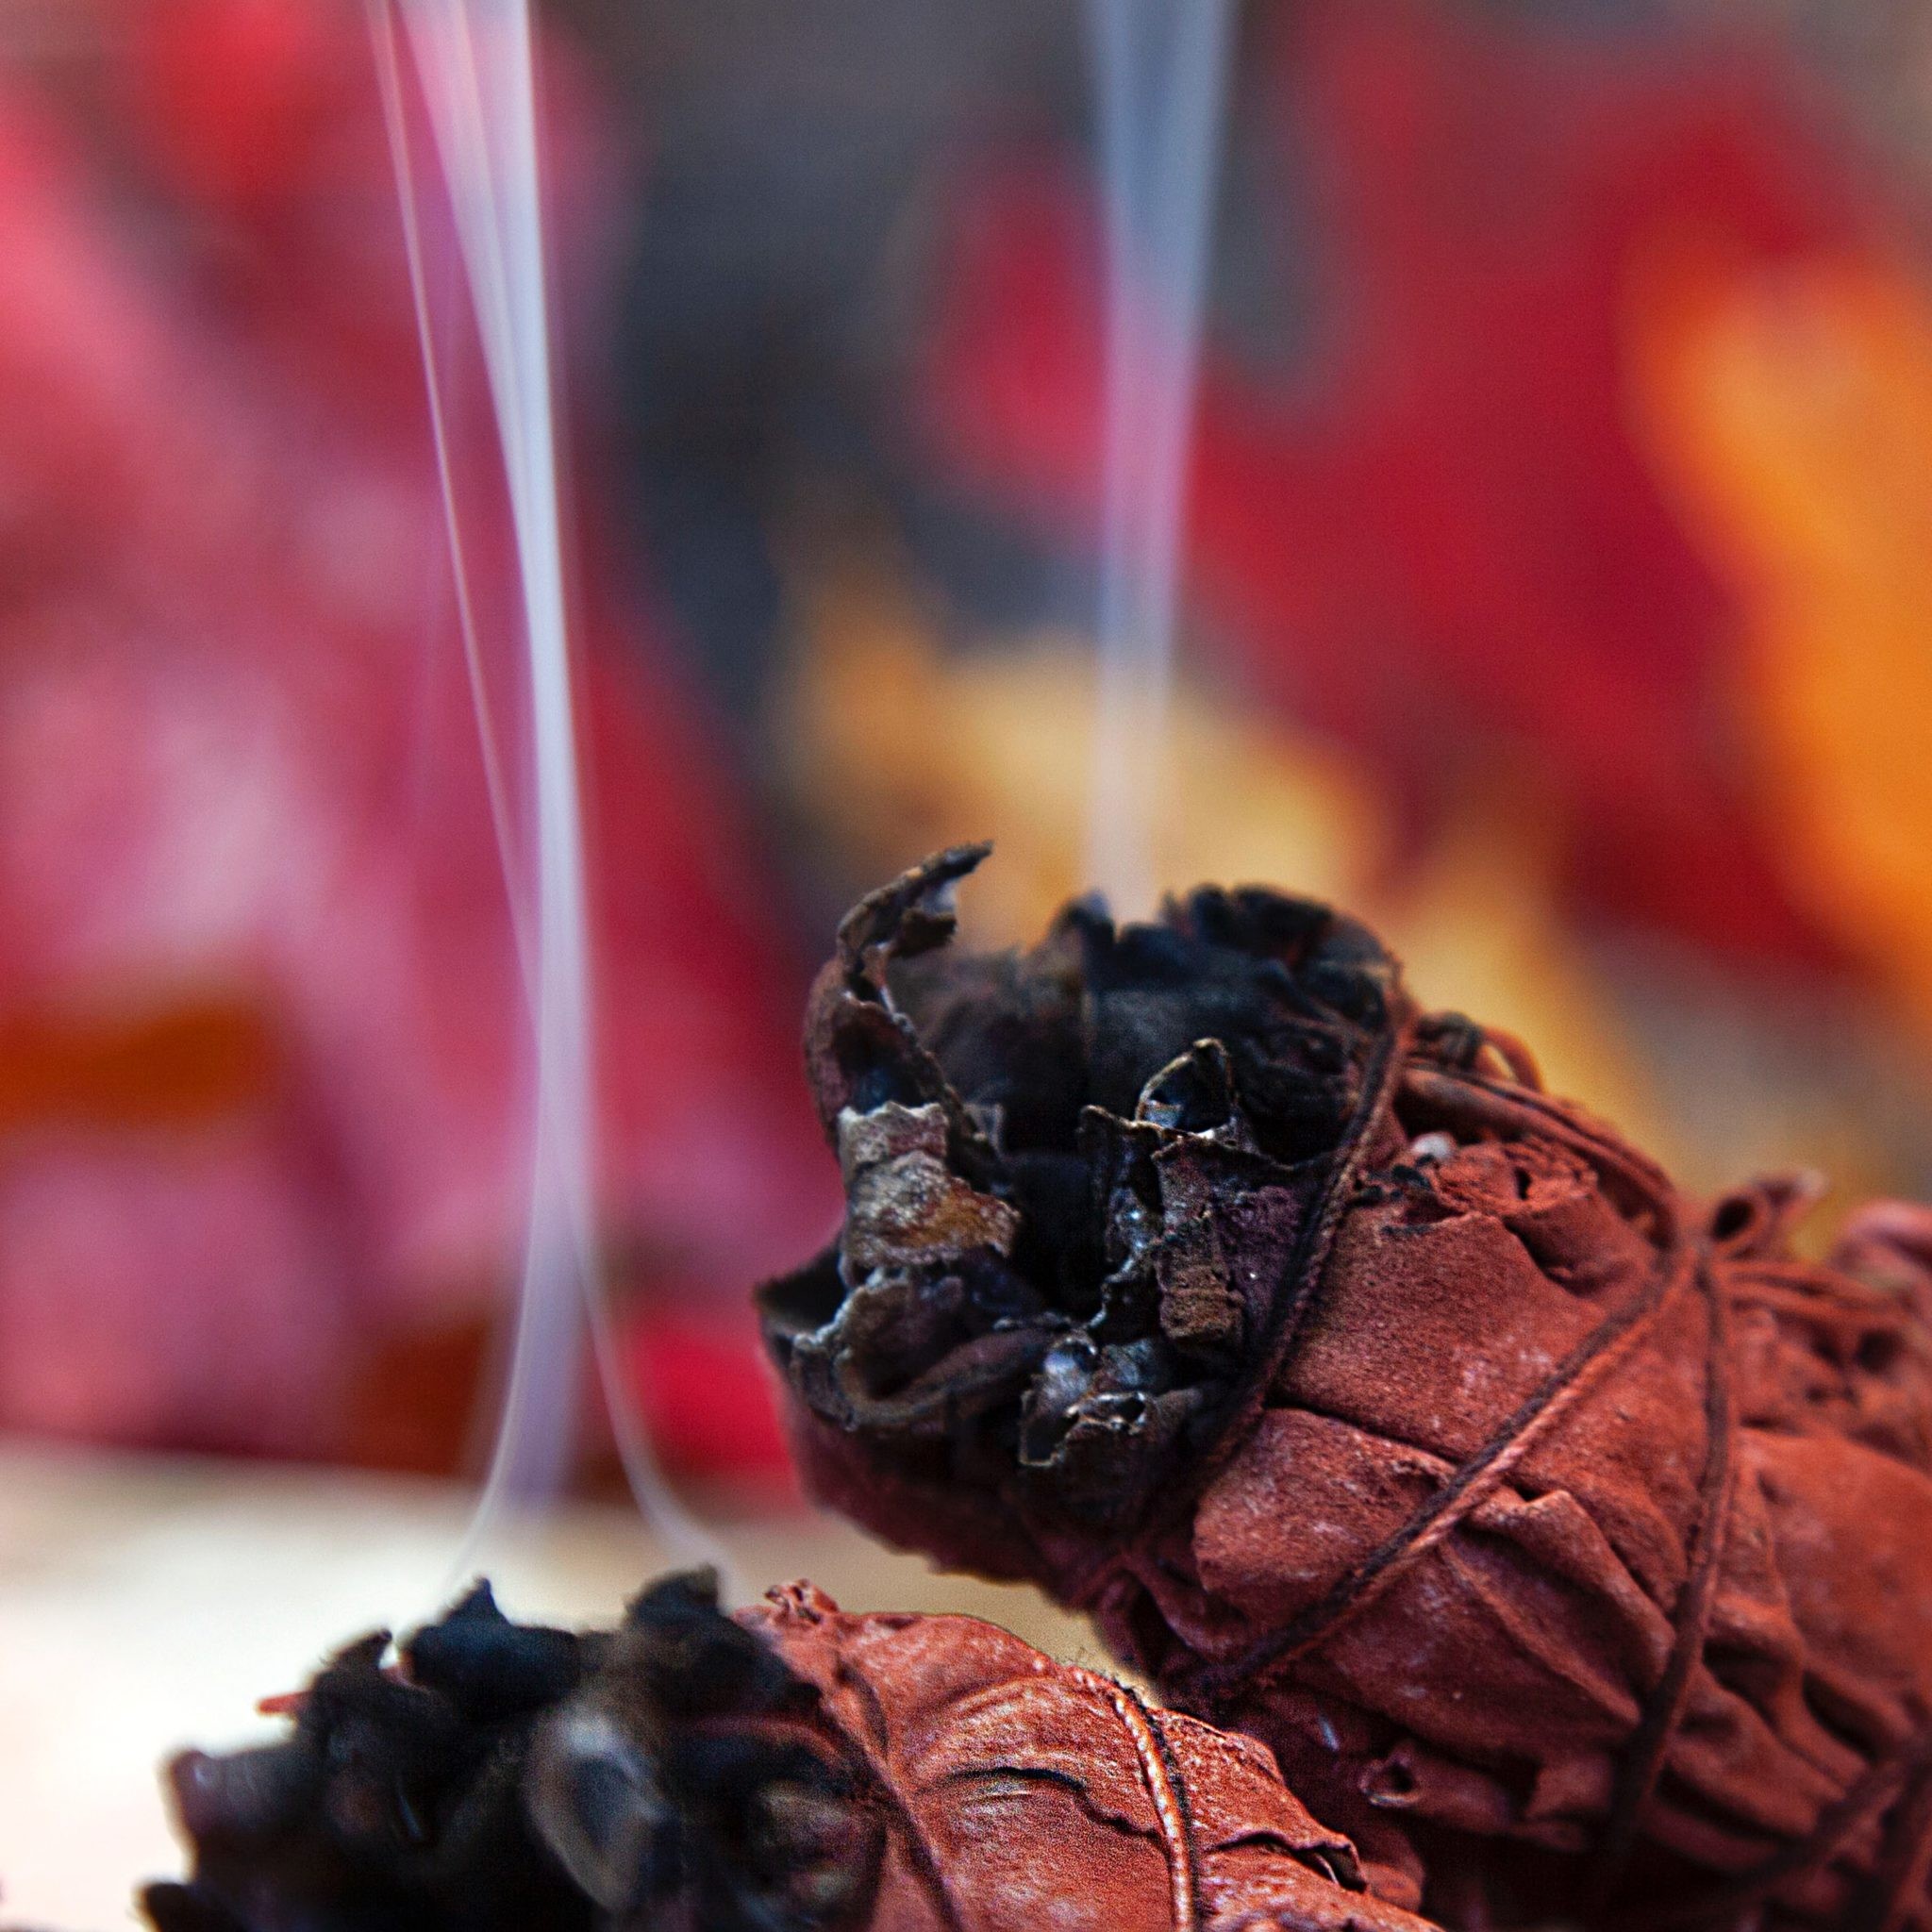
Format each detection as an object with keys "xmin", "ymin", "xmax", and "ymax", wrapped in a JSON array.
[
  {"xmin": 761, "ymin": 849, "xmax": 1932, "ymax": 1928},
  {"xmin": 144, "ymin": 1573, "xmax": 1433, "ymax": 1932}
]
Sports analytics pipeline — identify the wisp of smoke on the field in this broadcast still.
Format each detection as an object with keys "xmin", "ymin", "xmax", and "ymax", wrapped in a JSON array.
[
  {"xmin": 1085, "ymin": 0, "xmax": 1236, "ymax": 919},
  {"xmin": 368, "ymin": 0, "xmax": 727, "ymax": 1590}
]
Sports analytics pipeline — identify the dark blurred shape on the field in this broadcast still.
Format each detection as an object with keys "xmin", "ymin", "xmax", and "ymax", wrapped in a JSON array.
[{"xmin": 596, "ymin": 0, "xmax": 1078, "ymax": 746}]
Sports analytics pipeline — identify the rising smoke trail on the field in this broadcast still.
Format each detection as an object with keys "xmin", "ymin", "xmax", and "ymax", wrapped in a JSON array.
[
  {"xmin": 369, "ymin": 0, "xmax": 725, "ymax": 1587},
  {"xmin": 1085, "ymin": 0, "xmax": 1236, "ymax": 920}
]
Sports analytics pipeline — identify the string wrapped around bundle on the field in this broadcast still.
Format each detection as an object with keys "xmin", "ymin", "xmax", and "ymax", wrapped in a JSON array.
[
  {"xmin": 759, "ymin": 847, "xmax": 1932, "ymax": 1929},
  {"xmin": 144, "ymin": 1572, "xmax": 1434, "ymax": 1932}
]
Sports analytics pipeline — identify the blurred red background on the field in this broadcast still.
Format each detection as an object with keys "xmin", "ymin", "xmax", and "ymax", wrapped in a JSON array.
[{"xmin": 8, "ymin": 0, "xmax": 1932, "ymax": 1506}]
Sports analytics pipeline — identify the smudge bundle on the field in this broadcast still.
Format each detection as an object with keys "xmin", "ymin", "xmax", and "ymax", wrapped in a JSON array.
[
  {"xmin": 147, "ymin": 1573, "xmax": 1431, "ymax": 1932},
  {"xmin": 762, "ymin": 850, "xmax": 1932, "ymax": 1928}
]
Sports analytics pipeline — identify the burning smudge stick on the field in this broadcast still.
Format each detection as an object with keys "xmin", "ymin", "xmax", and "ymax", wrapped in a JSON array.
[
  {"xmin": 144, "ymin": 1573, "xmax": 1435, "ymax": 1932},
  {"xmin": 760, "ymin": 847, "xmax": 1932, "ymax": 1928}
]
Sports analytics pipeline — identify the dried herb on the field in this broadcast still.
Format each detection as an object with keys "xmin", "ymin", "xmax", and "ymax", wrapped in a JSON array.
[
  {"xmin": 144, "ymin": 1573, "xmax": 1436, "ymax": 1932},
  {"xmin": 760, "ymin": 848, "xmax": 1932, "ymax": 1928}
]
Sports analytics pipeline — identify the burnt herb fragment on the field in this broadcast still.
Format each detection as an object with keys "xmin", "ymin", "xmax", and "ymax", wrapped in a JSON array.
[
  {"xmin": 764, "ymin": 845, "xmax": 1396, "ymax": 1544},
  {"xmin": 145, "ymin": 1583, "xmax": 595, "ymax": 1932},
  {"xmin": 762, "ymin": 851, "xmax": 1932, "ymax": 1929}
]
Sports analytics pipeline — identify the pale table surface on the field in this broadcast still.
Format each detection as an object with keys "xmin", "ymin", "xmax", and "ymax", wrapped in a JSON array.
[{"xmin": 0, "ymin": 1441, "xmax": 1099, "ymax": 1930}]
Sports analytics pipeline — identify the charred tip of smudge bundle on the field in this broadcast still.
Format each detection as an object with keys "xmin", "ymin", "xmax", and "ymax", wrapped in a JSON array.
[
  {"xmin": 762, "ymin": 846, "xmax": 1483, "ymax": 1536},
  {"xmin": 143, "ymin": 1574, "xmax": 877, "ymax": 1932}
]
